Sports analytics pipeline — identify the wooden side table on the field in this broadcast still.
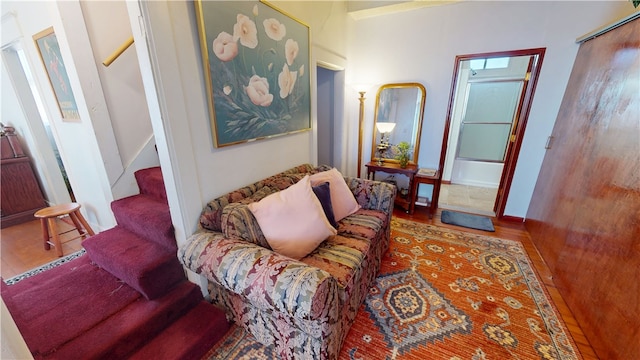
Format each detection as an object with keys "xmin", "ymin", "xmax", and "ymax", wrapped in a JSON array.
[
  {"xmin": 365, "ymin": 162, "xmax": 418, "ymax": 214},
  {"xmin": 413, "ymin": 169, "xmax": 442, "ymax": 218}
]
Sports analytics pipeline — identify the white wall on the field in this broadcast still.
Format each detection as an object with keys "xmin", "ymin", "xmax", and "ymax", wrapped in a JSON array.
[
  {"xmin": 80, "ymin": 1, "xmax": 159, "ymax": 200},
  {"xmin": 349, "ymin": 1, "xmax": 633, "ymax": 218},
  {"xmin": 1, "ymin": 298, "xmax": 33, "ymax": 360},
  {"xmin": 1, "ymin": 1, "xmax": 110, "ymax": 229}
]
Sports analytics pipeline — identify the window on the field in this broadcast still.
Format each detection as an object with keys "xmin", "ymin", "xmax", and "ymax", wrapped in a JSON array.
[{"xmin": 469, "ymin": 57, "xmax": 510, "ymax": 71}]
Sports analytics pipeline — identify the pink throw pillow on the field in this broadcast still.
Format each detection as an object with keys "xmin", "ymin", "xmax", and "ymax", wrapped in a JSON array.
[
  {"xmin": 309, "ymin": 168, "xmax": 361, "ymax": 221},
  {"xmin": 248, "ymin": 175, "xmax": 337, "ymax": 260}
]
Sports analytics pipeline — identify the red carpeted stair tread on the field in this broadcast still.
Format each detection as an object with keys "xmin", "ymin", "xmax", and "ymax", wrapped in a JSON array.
[
  {"xmin": 110, "ymin": 194, "xmax": 177, "ymax": 251},
  {"xmin": 129, "ymin": 301, "xmax": 231, "ymax": 360},
  {"xmin": 135, "ymin": 166, "xmax": 168, "ymax": 203},
  {"xmin": 83, "ymin": 226, "xmax": 185, "ymax": 300},
  {"xmin": 1, "ymin": 256, "xmax": 143, "ymax": 356},
  {"xmin": 1, "ymin": 166, "xmax": 231, "ymax": 360},
  {"xmin": 44, "ymin": 281, "xmax": 204, "ymax": 360}
]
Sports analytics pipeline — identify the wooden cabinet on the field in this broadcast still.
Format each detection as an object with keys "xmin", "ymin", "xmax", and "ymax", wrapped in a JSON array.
[
  {"xmin": 1, "ymin": 127, "xmax": 46, "ymax": 228},
  {"xmin": 365, "ymin": 162, "xmax": 417, "ymax": 214}
]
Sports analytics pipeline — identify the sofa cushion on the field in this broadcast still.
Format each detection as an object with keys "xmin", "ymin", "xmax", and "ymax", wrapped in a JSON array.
[
  {"xmin": 301, "ymin": 208, "xmax": 387, "ymax": 297},
  {"xmin": 199, "ymin": 171, "xmax": 314, "ymax": 232},
  {"xmin": 310, "ymin": 168, "xmax": 361, "ymax": 221},
  {"xmin": 200, "ymin": 185, "xmax": 278, "ymax": 232},
  {"xmin": 312, "ymin": 181, "xmax": 338, "ymax": 228},
  {"xmin": 337, "ymin": 208, "xmax": 388, "ymax": 241},
  {"xmin": 221, "ymin": 203, "xmax": 270, "ymax": 248},
  {"xmin": 248, "ymin": 175, "xmax": 337, "ymax": 260}
]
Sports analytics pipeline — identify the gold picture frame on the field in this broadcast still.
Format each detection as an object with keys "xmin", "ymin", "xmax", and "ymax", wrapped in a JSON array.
[
  {"xmin": 33, "ymin": 27, "xmax": 80, "ymax": 121},
  {"xmin": 195, "ymin": 1, "xmax": 311, "ymax": 147}
]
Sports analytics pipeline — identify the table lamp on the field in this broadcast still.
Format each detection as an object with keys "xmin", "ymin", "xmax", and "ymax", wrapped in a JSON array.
[{"xmin": 375, "ymin": 122, "xmax": 396, "ymax": 165}]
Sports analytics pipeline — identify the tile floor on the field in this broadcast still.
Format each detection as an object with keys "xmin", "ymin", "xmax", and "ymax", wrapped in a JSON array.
[{"xmin": 438, "ymin": 183, "xmax": 498, "ymax": 216}]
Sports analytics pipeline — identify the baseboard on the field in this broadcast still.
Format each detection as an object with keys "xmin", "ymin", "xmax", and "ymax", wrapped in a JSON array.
[
  {"xmin": 500, "ymin": 215, "xmax": 524, "ymax": 222},
  {"xmin": 0, "ymin": 209, "xmax": 40, "ymax": 229}
]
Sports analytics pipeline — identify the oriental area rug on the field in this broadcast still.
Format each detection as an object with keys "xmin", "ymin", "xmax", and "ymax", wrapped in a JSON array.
[{"xmin": 207, "ymin": 217, "xmax": 582, "ymax": 360}]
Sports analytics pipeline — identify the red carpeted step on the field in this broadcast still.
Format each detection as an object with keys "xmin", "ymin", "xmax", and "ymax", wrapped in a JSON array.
[
  {"xmin": 135, "ymin": 166, "xmax": 168, "ymax": 203},
  {"xmin": 1, "ymin": 256, "xmax": 143, "ymax": 358},
  {"xmin": 129, "ymin": 301, "xmax": 231, "ymax": 360},
  {"xmin": 44, "ymin": 281, "xmax": 204, "ymax": 360},
  {"xmin": 84, "ymin": 226, "xmax": 185, "ymax": 300},
  {"xmin": 110, "ymin": 194, "xmax": 177, "ymax": 251}
]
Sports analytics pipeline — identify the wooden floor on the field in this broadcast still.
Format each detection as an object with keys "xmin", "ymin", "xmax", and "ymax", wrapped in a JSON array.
[
  {"xmin": 1, "ymin": 207, "xmax": 597, "ymax": 359},
  {"xmin": 395, "ymin": 205, "xmax": 598, "ymax": 360},
  {"xmin": 1, "ymin": 218, "xmax": 84, "ymax": 279}
]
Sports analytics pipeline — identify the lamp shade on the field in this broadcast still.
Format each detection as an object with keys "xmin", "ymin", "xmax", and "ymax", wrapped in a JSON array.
[{"xmin": 376, "ymin": 122, "xmax": 396, "ymax": 133}]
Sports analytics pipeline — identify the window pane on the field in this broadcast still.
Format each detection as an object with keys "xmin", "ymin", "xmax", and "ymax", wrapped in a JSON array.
[
  {"xmin": 463, "ymin": 81, "xmax": 522, "ymax": 124},
  {"xmin": 457, "ymin": 123, "xmax": 512, "ymax": 162},
  {"xmin": 469, "ymin": 59, "xmax": 485, "ymax": 70},
  {"xmin": 486, "ymin": 57, "xmax": 510, "ymax": 69}
]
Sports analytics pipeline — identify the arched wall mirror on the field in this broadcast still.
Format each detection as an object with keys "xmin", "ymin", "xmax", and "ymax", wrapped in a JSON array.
[{"xmin": 371, "ymin": 83, "xmax": 426, "ymax": 166}]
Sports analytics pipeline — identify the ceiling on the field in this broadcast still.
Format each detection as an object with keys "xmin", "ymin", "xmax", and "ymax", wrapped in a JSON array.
[{"xmin": 346, "ymin": 0, "xmax": 462, "ymax": 20}]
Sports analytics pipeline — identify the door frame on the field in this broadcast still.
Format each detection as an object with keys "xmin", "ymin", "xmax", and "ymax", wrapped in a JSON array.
[{"xmin": 437, "ymin": 48, "xmax": 546, "ymax": 218}]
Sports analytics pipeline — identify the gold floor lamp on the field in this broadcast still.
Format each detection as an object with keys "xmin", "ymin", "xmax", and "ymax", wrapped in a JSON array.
[{"xmin": 357, "ymin": 91, "xmax": 366, "ymax": 178}]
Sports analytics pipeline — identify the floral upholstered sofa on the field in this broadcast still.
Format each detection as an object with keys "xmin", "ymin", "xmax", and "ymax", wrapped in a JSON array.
[{"xmin": 178, "ymin": 164, "xmax": 395, "ymax": 359}]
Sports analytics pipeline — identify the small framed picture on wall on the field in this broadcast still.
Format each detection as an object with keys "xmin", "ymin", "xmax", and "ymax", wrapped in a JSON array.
[{"xmin": 33, "ymin": 27, "xmax": 80, "ymax": 121}]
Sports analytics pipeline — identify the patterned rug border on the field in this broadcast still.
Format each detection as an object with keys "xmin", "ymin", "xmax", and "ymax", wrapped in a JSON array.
[
  {"xmin": 390, "ymin": 217, "xmax": 582, "ymax": 359},
  {"xmin": 3, "ymin": 249, "xmax": 86, "ymax": 285}
]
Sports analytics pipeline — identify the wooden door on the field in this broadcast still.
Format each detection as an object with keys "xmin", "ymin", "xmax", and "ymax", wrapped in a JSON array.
[{"xmin": 525, "ymin": 16, "xmax": 639, "ymax": 359}]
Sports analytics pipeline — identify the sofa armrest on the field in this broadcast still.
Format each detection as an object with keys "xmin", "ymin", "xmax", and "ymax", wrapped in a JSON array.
[
  {"xmin": 179, "ymin": 231, "xmax": 340, "ymax": 321},
  {"xmin": 344, "ymin": 176, "xmax": 396, "ymax": 213}
]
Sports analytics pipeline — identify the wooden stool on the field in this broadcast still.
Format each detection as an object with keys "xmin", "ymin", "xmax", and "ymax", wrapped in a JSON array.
[{"xmin": 34, "ymin": 203, "xmax": 95, "ymax": 257}]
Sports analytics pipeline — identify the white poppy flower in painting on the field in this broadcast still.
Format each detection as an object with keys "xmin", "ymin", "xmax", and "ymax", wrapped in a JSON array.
[
  {"xmin": 263, "ymin": 18, "xmax": 286, "ymax": 41},
  {"xmin": 223, "ymin": 85, "xmax": 232, "ymax": 95},
  {"xmin": 285, "ymin": 39, "xmax": 299, "ymax": 66},
  {"xmin": 245, "ymin": 75, "xmax": 273, "ymax": 106},
  {"xmin": 278, "ymin": 63, "xmax": 297, "ymax": 99},
  {"xmin": 212, "ymin": 32, "xmax": 238, "ymax": 62},
  {"xmin": 233, "ymin": 14, "xmax": 258, "ymax": 49}
]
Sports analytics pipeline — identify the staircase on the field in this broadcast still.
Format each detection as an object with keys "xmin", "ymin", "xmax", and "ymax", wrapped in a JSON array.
[{"xmin": 1, "ymin": 167, "xmax": 230, "ymax": 359}]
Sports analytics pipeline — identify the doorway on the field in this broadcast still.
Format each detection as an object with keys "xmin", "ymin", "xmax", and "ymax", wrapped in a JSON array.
[
  {"xmin": 316, "ymin": 63, "xmax": 345, "ymax": 168},
  {"xmin": 438, "ymin": 48, "xmax": 545, "ymax": 218},
  {"xmin": 1, "ymin": 43, "xmax": 76, "ymax": 277},
  {"xmin": 2, "ymin": 45, "xmax": 73, "ymax": 206}
]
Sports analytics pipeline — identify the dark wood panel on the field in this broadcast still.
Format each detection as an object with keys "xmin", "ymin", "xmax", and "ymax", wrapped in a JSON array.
[{"xmin": 526, "ymin": 17, "xmax": 640, "ymax": 360}]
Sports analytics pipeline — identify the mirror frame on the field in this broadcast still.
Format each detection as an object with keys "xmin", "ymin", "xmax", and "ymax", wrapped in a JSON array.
[{"xmin": 371, "ymin": 82, "xmax": 426, "ymax": 166}]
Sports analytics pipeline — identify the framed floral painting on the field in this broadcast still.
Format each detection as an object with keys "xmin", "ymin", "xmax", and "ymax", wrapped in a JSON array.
[
  {"xmin": 195, "ymin": 1, "xmax": 311, "ymax": 147},
  {"xmin": 33, "ymin": 27, "xmax": 80, "ymax": 121}
]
